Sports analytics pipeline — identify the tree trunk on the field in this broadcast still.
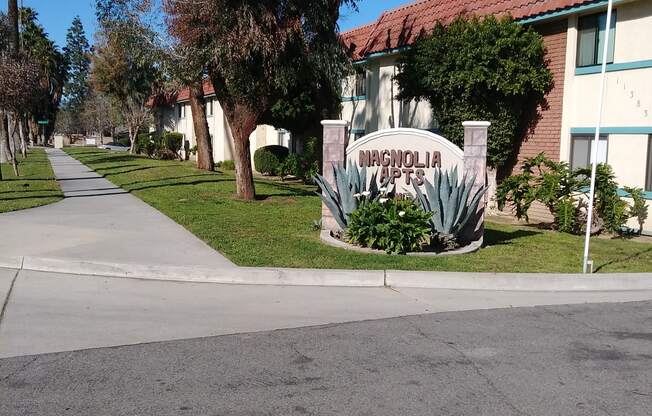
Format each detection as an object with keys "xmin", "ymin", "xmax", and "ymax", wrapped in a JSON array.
[
  {"xmin": 0, "ymin": 111, "xmax": 18, "ymax": 176},
  {"xmin": 18, "ymin": 117, "xmax": 28, "ymax": 158},
  {"xmin": 128, "ymin": 125, "xmax": 136, "ymax": 154},
  {"xmin": 223, "ymin": 104, "xmax": 257, "ymax": 200},
  {"xmin": 188, "ymin": 82, "xmax": 214, "ymax": 171},
  {"xmin": 28, "ymin": 116, "xmax": 37, "ymax": 145},
  {"xmin": 8, "ymin": 0, "xmax": 19, "ymax": 54}
]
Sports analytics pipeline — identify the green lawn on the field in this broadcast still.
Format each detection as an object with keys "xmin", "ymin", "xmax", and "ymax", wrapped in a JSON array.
[
  {"xmin": 0, "ymin": 148, "xmax": 63, "ymax": 213},
  {"xmin": 65, "ymin": 147, "xmax": 652, "ymax": 273}
]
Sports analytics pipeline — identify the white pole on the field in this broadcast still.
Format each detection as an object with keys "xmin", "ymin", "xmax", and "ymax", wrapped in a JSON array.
[{"xmin": 582, "ymin": 0, "xmax": 614, "ymax": 274}]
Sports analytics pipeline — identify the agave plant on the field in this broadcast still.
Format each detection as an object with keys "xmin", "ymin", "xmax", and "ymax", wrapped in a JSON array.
[
  {"xmin": 412, "ymin": 166, "xmax": 486, "ymax": 245},
  {"xmin": 314, "ymin": 163, "xmax": 392, "ymax": 229}
]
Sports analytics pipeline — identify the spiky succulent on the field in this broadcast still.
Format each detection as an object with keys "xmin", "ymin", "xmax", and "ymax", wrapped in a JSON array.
[
  {"xmin": 412, "ymin": 166, "xmax": 486, "ymax": 244},
  {"xmin": 314, "ymin": 163, "xmax": 393, "ymax": 229}
]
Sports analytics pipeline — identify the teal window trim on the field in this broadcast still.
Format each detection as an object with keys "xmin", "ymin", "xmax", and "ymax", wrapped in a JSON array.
[
  {"xmin": 518, "ymin": 0, "xmax": 626, "ymax": 25},
  {"xmin": 350, "ymin": 128, "xmax": 366, "ymax": 134},
  {"xmin": 575, "ymin": 59, "xmax": 652, "ymax": 75},
  {"xmin": 570, "ymin": 127, "xmax": 652, "ymax": 135},
  {"xmin": 341, "ymin": 95, "xmax": 366, "ymax": 102},
  {"xmin": 578, "ymin": 186, "xmax": 652, "ymax": 200}
]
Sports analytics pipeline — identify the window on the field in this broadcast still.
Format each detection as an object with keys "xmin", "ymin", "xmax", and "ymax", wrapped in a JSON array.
[
  {"xmin": 570, "ymin": 135, "xmax": 608, "ymax": 170},
  {"xmin": 177, "ymin": 103, "xmax": 186, "ymax": 119},
  {"xmin": 354, "ymin": 71, "xmax": 366, "ymax": 97},
  {"xmin": 577, "ymin": 11, "xmax": 616, "ymax": 67},
  {"xmin": 352, "ymin": 130, "xmax": 365, "ymax": 141},
  {"xmin": 206, "ymin": 99, "xmax": 214, "ymax": 117},
  {"xmin": 646, "ymin": 136, "xmax": 652, "ymax": 192}
]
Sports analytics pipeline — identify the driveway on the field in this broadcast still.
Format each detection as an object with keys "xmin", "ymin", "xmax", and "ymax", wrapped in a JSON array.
[{"xmin": 0, "ymin": 148, "xmax": 233, "ymax": 268}]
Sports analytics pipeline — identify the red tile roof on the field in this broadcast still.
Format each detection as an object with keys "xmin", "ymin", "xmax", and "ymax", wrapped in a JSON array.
[
  {"xmin": 175, "ymin": 79, "xmax": 216, "ymax": 102},
  {"xmin": 342, "ymin": 0, "xmax": 598, "ymax": 60}
]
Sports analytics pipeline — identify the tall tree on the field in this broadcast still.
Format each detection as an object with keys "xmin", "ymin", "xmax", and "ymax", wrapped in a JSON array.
[
  {"xmin": 165, "ymin": 0, "xmax": 355, "ymax": 200},
  {"xmin": 62, "ymin": 16, "xmax": 91, "ymax": 132},
  {"xmin": 19, "ymin": 7, "xmax": 68, "ymax": 144},
  {"xmin": 92, "ymin": 1, "xmax": 161, "ymax": 153},
  {"xmin": 6, "ymin": 0, "xmax": 17, "ymax": 53}
]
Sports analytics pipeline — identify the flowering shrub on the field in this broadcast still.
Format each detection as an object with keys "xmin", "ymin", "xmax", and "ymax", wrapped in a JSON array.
[{"xmin": 347, "ymin": 198, "xmax": 431, "ymax": 254}]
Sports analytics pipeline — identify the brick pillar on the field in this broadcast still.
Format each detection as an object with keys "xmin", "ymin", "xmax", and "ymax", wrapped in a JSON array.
[
  {"xmin": 321, "ymin": 120, "xmax": 349, "ymax": 232},
  {"xmin": 462, "ymin": 121, "xmax": 490, "ymax": 242}
]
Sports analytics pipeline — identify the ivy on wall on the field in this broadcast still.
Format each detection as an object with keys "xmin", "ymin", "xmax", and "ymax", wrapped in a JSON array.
[{"xmin": 395, "ymin": 15, "xmax": 553, "ymax": 173}]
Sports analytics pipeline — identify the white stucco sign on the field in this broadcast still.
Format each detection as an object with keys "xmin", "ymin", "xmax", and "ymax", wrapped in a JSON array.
[{"xmin": 346, "ymin": 128, "xmax": 464, "ymax": 193}]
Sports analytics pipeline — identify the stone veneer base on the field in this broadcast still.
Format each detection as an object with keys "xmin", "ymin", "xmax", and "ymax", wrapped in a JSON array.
[{"xmin": 320, "ymin": 230, "xmax": 482, "ymax": 256}]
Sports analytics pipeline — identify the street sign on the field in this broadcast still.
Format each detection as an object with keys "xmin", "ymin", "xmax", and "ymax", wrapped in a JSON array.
[{"xmin": 37, "ymin": 120, "xmax": 49, "ymax": 125}]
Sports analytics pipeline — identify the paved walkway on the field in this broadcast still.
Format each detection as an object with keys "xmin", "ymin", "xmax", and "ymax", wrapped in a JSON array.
[{"xmin": 0, "ymin": 148, "xmax": 233, "ymax": 268}]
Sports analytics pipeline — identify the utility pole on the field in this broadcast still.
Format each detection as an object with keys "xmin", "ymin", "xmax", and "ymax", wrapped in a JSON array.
[{"xmin": 582, "ymin": 0, "xmax": 614, "ymax": 274}]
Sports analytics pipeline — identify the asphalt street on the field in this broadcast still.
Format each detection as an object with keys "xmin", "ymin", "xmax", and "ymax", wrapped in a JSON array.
[{"xmin": 2, "ymin": 300, "xmax": 651, "ymax": 416}]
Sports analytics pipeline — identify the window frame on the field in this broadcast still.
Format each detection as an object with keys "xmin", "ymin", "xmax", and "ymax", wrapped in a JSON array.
[
  {"xmin": 177, "ymin": 103, "xmax": 186, "ymax": 119},
  {"xmin": 570, "ymin": 134, "xmax": 609, "ymax": 170},
  {"xmin": 576, "ymin": 10, "xmax": 617, "ymax": 68},
  {"xmin": 354, "ymin": 70, "xmax": 367, "ymax": 97}
]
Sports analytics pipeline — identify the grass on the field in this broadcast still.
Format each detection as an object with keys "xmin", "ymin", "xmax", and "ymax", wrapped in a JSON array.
[
  {"xmin": 0, "ymin": 148, "xmax": 63, "ymax": 213},
  {"xmin": 64, "ymin": 146, "xmax": 652, "ymax": 273}
]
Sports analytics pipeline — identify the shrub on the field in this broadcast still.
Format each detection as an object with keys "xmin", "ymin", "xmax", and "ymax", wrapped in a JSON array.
[
  {"xmin": 497, "ymin": 153, "xmax": 630, "ymax": 234},
  {"xmin": 588, "ymin": 164, "xmax": 628, "ymax": 234},
  {"xmin": 279, "ymin": 153, "xmax": 301, "ymax": 180},
  {"xmin": 135, "ymin": 133, "xmax": 160, "ymax": 157},
  {"xmin": 395, "ymin": 15, "xmax": 553, "ymax": 170},
  {"xmin": 624, "ymin": 187, "xmax": 649, "ymax": 234},
  {"xmin": 164, "ymin": 132, "xmax": 183, "ymax": 154},
  {"xmin": 254, "ymin": 145, "xmax": 289, "ymax": 175},
  {"xmin": 554, "ymin": 197, "xmax": 579, "ymax": 234},
  {"xmin": 218, "ymin": 160, "xmax": 236, "ymax": 170},
  {"xmin": 347, "ymin": 198, "xmax": 432, "ymax": 254}
]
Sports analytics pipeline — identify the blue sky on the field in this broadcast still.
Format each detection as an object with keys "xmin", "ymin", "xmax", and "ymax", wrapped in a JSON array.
[{"xmin": 1, "ymin": 0, "xmax": 411, "ymax": 49}]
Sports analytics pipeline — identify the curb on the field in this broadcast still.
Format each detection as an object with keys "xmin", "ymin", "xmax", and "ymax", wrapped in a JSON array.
[
  {"xmin": 385, "ymin": 270, "xmax": 652, "ymax": 291},
  {"xmin": 12, "ymin": 256, "xmax": 385, "ymax": 287},
  {"xmin": 1, "ymin": 255, "xmax": 651, "ymax": 291}
]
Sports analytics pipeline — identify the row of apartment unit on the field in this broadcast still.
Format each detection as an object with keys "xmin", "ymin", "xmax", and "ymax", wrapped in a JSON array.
[
  {"xmin": 340, "ymin": 0, "xmax": 652, "ymax": 232},
  {"xmin": 159, "ymin": 81, "xmax": 291, "ymax": 168}
]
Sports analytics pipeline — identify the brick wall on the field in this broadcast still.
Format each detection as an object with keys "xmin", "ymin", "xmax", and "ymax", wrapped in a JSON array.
[{"xmin": 510, "ymin": 19, "xmax": 568, "ymax": 222}]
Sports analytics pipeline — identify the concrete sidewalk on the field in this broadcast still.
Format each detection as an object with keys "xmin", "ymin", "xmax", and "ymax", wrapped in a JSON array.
[
  {"xmin": 1, "ymin": 267, "xmax": 651, "ymax": 358},
  {"xmin": 0, "ymin": 148, "xmax": 233, "ymax": 268}
]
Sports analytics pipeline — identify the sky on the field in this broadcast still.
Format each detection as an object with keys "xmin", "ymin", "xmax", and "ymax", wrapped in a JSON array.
[{"xmin": 0, "ymin": 0, "xmax": 412, "ymax": 49}]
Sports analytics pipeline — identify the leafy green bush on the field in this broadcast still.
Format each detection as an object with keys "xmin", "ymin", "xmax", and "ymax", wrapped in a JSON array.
[
  {"xmin": 581, "ymin": 164, "xmax": 628, "ymax": 234},
  {"xmin": 133, "ymin": 132, "xmax": 183, "ymax": 160},
  {"xmin": 217, "ymin": 160, "xmax": 236, "ymax": 170},
  {"xmin": 347, "ymin": 198, "xmax": 431, "ymax": 254},
  {"xmin": 497, "ymin": 153, "xmax": 630, "ymax": 234},
  {"xmin": 254, "ymin": 145, "xmax": 289, "ymax": 175},
  {"xmin": 395, "ymin": 15, "xmax": 553, "ymax": 170},
  {"xmin": 554, "ymin": 197, "xmax": 579, "ymax": 234},
  {"xmin": 135, "ymin": 133, "xmax": 160, "ymax": 157},
  {"xmin": 164, "ymin": 132, "xmax": 183, "ymax": 153},
  {"xmin": 279, "ymin": 153, "xmax": 301, "ymax": 180},
  {"xmin": 624, "ymin": 187, "xmax": 649, "ymax": 234}
]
